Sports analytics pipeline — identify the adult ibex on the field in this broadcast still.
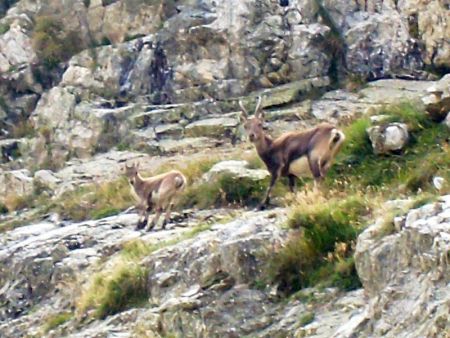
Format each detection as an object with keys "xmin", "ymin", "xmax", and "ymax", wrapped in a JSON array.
[
  {"xmin": 239, "ymin": 96, "xmax": 345, "ymax": 209},
  {"xmin": 123, "ymin": 162, "xmax": 187, "ymax": 231}
]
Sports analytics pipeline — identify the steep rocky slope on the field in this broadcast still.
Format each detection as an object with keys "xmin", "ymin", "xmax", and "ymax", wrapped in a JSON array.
[
  {"xmin": 0, "ymin": 195, "xmax": 449, "ymax": 337},
  {"xmin": 0, "ymin": 0, "xmax": 449, "ymax": 337}
]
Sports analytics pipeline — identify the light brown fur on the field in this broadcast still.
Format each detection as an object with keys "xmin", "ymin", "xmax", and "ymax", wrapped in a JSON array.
[
  {"xmin": 239, "ymin": 96, "xmax": 345, "ymax": 208},
  {"xmin": 123, "ymin": 162, "xmax": 187, "ymax": 231}
]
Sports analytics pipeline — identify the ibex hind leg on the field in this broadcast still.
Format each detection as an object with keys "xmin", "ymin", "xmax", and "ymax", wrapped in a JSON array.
[
  {"xmin": 161, "ymin": 201, "xmax": 174, "ymax": 230},
  {"xmin": 147, "ymin": 208, "xmax": 162, "ymax": 231}
]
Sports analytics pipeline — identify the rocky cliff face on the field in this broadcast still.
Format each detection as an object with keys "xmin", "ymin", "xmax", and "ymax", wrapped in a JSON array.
[
  {"xmin": 1, "ymin": 0, "xmax": 448, "ymax": 131},
  {"xmin": 0, "ymin": 0, "xmax": 449, "ymax": 337}
]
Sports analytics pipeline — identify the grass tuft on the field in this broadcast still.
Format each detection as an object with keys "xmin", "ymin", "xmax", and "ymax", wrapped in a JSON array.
[
  {"xmin": 299, "ymin": 311, "xmax": 315, "ymax": 327},
  {"xmin": 95, "ymin": 264, "xmax": 149, "ymax": 319},
  {"xmin": 52, "ymin": 177, "xmax": 134, "ymax": 221},
  {"xmin": 77, "ymin": 260, "xmax": 149, "ymax": 319},
  {"xmin": 268, "ymin": 191, "xmax": 369, "ymax": 294},
  {"xmin": 43, "ymin": 312, "xmax": 73, "ymax": 333},
  {"xmin": 78, "ymin": 223, "xmax": 212, "ymax": 319}
]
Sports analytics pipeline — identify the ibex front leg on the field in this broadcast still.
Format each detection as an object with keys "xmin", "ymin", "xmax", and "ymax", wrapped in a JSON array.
[
  {"xmin": 135, "ymin": 202, "xmax": 148, "ymax": 230},
  {"xmin": 260, "ymin": 169, "xmax": 280, "ymax": 210},
  {"xmin": 309, "ymin": 157, "xmax": 324, "ymax": 192}
]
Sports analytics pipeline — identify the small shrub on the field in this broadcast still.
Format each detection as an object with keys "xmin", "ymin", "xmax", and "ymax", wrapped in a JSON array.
[
  {"xmin": 32, "ymin": 16, "xmax": 83, "ymax": 69},
  {"xmin": 100, "ymin": 36, "xmax": 112, "ymax": 46},
  {"xmin": 11, "ymin": 119, "xmax": 36, "ymax": 138},
  {"xmin": 268, "ymin": 192, "xmax": 368, "ymax": 295},
  {"xmin": 287, "ymin": 195, "xmax": 367, "ymax": 254},
  {"xmin": 78, "ymin": 261, "xmax": 149, "ymax": 319},
  {"xmin": 121, "ymin": 239, "xmax": 156, "ymax": 260},
  {"xmin": 310, "ymin": 256, "xmax": 362, "ymax": 291},
  {"xmin": 43, "ymin": 312, "xmax": 73, "ymax": 333},
  {"xmin": 95, "ymin": 264, "xmax": 149, "ymax": 319},
  {"xmin": 4, "ymin": 193, "xmax": 33, "ymax": 212},
  {"xmin": 299, "ymin": 311, "xmax": 315, "ymax": 327},
  {"xmin": 124, "ymin": 33, "xmax": 146, "ymax": 42},
  {"xmin": 0, "ymin": 23, "xmax": 10, "ymax": 34},
  {"xmin": 380, "ymin": 102, "xmax": 431, "ymax": 132},
  {"xmin": 268, "ymin": 233, "xmax": 319, "ymax": 293},
  {"xmin": 345, "ymin": 73, "xmax": 368, "ymax": 92},
  {"xmin": 91, "ymin": 206, "xmax": 121, "ymax": 220},
  {"xmin": 79, "ymin": 223, "xmax": 213, "ymax": 320},
  {"xmin": 116, "ymin": 141, "xmax": 131, "ymax": 151}
]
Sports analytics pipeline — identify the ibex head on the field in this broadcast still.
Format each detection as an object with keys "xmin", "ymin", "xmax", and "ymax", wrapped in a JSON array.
[
  {"xmin": 238, "ymin": 96, "xmax": 266, "ymax": 143},
  {"xmin": 123, "ymin": 162, "xmax": 140, "ymax": 180}
]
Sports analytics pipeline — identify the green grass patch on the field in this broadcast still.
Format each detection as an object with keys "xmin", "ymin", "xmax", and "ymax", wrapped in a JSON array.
[
  {"xmin": 95, "ymin": 264, "xmax": 149, "ymax": 319},
  {"xmin": 43, "ymin": 312, "xmax": 73, "ymax": 333},
  {"xmin": 287, "ymin": 195, "xmax": 367, "ymax": 253},
  {"xmin": 268, "ymin": 192, "xmax": 369, "ymax": 294},
  {"xmin": 299, "ymin": 311, "xmax": 315, "ymax": 327},
  {"xmin": 80, "ymin": 263, "xmax": 149, "ymax": 319},
  {"xmin": 308, "ymin": 256, "xmax": 362, "ymax": 291},
  {"xmin": 78, "ymin": 223, "xmax": 212, "ymax": 319},
  {"xmin": 32, "ymin": 15, "xmax": 83, "ymax": 69},
  {"xmin": 327, "ymin": 102, "xmax": 450, "ymax": 194},
  {"xmin": 0, "ymin": 23, "xmax": 10, "ymax": 35}
]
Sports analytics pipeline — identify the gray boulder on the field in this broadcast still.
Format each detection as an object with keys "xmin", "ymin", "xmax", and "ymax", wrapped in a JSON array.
[
  {"xmin": 367, "ymin": 122, "xmax": 409, "ymax": 154},
  {"xmin": 203, "ymin": 160, "xmax": 270, "ymax": 182}
]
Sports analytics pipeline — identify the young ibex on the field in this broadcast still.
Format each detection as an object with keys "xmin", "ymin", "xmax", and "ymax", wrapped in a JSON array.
[
  {"xmin": 123, "ymin": 162, "xmax": 187, "ymax": 231},
  {"xmin": 239, "ymin": 96, "xmax": 345, "ymax": 209}
]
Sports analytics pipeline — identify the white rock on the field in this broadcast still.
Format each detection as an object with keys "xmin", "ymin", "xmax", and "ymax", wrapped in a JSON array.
[
  {"xmin": 367, "ymin": 123, "xmax": 409, "ymax": 154},
  {"xmin": 203, "ymin": 160, "xmax": 270, "ymax": 182}
]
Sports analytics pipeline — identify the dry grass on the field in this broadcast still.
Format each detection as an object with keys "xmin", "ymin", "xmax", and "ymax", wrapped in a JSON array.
[
  {"xmin": 77, "ymin": 223, "xmax": 212, "ymax": 319},
  {"xmin": 42, "ymin": 312, "xmax": 73, "ymax": 333},
  {"xmin": 52, "ymin": 177, "xmax": 135, "ymax": 221}
]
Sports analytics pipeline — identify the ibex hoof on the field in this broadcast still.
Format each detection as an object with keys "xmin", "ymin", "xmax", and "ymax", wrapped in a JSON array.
[
  {"xmin": 135, "ymin": 220, "xmax": 147, "ymax": 230},
  {"xmin": 161, "ymin": 221, "xmax": 168, "ymax": 230},
  {"xmin": 146, "ymin": 224, "xmax": 155, "ymax": 232},
  {"xmin": 257, "ymin": 204, "xmax": 267, "ymax": 211}
]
